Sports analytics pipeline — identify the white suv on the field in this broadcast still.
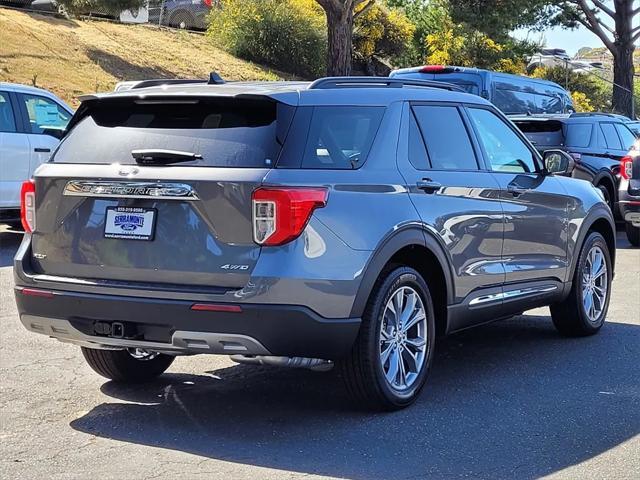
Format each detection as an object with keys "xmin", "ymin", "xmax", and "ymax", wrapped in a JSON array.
[{"xmin": 0, "ymin": 83, "xmax": 72, "ymax": 215}]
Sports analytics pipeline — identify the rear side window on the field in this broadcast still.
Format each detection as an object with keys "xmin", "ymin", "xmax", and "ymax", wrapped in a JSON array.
[
  {"xmin": 565, "ymin": 124, "xmax": 592, "ymax": 148},
  {"xmin": 0, "ymin": 92, "xmax": 16, "ymax": 133},
  {"xmin": 411, "ymin": 105, "xmax": 478, "ymax": 170},
  {"xmin": 301, "ymin": 106, "xmax": 384, "ymax": 169},
  {"xmin": 600, "ymin": 123, "xmax": 622, "ymax": 150},
  {"xmin": 55, "ymin": 97, "xmax": 294, "ymax": 167},
  {"xmin": 615, "ymin": 124, "xmax": 637, "ymax": 151}
]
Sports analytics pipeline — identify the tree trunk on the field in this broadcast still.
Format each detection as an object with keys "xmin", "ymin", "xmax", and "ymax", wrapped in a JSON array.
[
  {"xmin": 612, "ymin": 46, "xmax": 635, "ymax": 118},
  {"xmin": 326, "ymin": 8, "xmax": 354, "ymax": 76},
  {"xmin": 610, "ymin": 0, "xmax": 635, "ymax": 118}
]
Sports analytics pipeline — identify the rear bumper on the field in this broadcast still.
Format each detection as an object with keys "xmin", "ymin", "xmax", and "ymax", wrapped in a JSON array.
[
  {"xmin": 618, "ymin": 186, "xmax": 640, "ymax": 226},
  {"xmin": 14, "ymin": 286, "xmax": 361, "ymax": 359}
]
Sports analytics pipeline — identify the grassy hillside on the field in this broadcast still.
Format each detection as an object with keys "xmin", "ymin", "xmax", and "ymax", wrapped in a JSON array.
[{"xmin": 0, "ymin": 8, "xmax": 287, "ymax": 108}]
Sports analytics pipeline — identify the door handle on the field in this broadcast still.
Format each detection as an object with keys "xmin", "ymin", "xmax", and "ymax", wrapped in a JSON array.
[
  {"xmin": 416, "ymin": 179, "xmax": 442, "ymax": 194},
  {"xmin": 507, "ymin": 184, "xmax": 527, "ymax": 197},
  {"xmin": 34, "ymin": 148, "xmax": 51, "ymax": 153}
]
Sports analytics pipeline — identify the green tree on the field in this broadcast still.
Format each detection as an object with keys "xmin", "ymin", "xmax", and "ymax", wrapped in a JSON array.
[
  {"xmin": 314, "ymin": 0, "xmax": 376, "ymax": 75},
  {"xmin": 353, "ymin": 2, "xmax": 415, "ymax": 73}
]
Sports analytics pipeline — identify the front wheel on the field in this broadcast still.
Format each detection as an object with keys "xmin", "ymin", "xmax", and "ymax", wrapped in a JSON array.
[
  {"xmin": 625, "ymin": 223, "xmax": 640, "ymax": 246},
  {"xmin": 550, "ymin": 232, "xmax": 612, "ymax": 336},
  {"xmin": 81, "ymin": 347, "xmax": 175, "ymax": 382},
  {"xmin": 340, "ymin": 266, "xmax": 436, "ymax": 411}
]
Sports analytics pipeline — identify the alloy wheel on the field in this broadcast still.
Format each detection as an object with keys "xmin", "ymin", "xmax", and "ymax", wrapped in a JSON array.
[
  {"xmin": 581, "ymin": 245, "xmax": 608, "ymax": 323},
  {"xmin": 379, "ymin": 286, "xmax": 428, "ymax": 391}
]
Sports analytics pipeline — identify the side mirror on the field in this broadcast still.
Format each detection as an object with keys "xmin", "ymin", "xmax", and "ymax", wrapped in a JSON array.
[{"xmin": 543, "ymin": 149, "xmax": 575, "ymax": 175}]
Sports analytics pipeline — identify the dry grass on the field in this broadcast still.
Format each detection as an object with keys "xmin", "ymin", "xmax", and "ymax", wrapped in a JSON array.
[{"xmin": 0, "ymin": 8, "xmax": 287, "ymax": 108}]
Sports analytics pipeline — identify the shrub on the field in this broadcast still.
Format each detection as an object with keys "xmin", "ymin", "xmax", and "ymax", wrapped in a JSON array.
[
  {"xmin": 353, "ymin": 3, "xmax": 415, "ymax": 67},
  {"xmin": 210, "ymin": 0, "xmax": 326, "ymax": 78}
]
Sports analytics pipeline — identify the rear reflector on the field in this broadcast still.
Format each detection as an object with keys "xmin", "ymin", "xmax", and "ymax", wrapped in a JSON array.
[
  {"xmin": 190, "ymin": 303, "xmax": 242, "ymax": 313},
  {"xmin": 20, "ymin": 180, "xmax": 36, "ymax": 233},
  {"xmin": 21, "ymin": 288, "xmax": 54, "ymax": 299},
  {"xmin": 621, "ymin": 156, "xmax": 633, "ymax": 180},
  {"xmin": 252, "ymin": 187, "xmax": 328, "ymax": 246}
]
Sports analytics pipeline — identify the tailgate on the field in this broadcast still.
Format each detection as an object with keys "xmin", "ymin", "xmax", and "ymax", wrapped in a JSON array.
[{"xmin": 27, "ymin": 94, "xmax": 296, "ymax": 289}]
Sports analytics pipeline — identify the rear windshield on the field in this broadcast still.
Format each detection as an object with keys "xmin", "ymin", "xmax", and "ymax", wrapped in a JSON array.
[
  {"xmin": 514, "ymin": 120, "xmax": 564, "ymax": 147},
  {"xmin": 53, "ymin": 97, "xmax": 294, "ymax": 168}
]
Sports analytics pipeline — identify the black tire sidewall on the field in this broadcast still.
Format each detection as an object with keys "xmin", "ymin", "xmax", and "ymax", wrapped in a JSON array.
[
  {"xmin": 625, "ymin": 223, "xmax": 640, "ymax": 246},
  {"xmin": 366, "ymin": 267, "xmax": 436, "ymax": 408}
]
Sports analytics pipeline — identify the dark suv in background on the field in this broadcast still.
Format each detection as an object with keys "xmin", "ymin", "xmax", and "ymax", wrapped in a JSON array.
[
  {"xmin": 512, "ymin": 113, "xmax": 639, "ymax": 213},
  {"xmin": 14, "ymin": 77, "xmax": 615, "ymax": 410}
]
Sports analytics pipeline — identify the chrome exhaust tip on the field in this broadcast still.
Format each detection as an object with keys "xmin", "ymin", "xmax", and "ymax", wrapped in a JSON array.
[{"xmin": 230, "ymin": 355, "xmax": 333, "ymax": 372}]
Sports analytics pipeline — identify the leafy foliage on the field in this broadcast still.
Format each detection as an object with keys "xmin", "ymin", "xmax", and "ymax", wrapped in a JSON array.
[
  {"xmin": 209, "ymin": 0, "xmax": 327, "ymax": 78},
  {"xmin": 353, "ymin": 2, "xmax": 415, "ymax": 67}
]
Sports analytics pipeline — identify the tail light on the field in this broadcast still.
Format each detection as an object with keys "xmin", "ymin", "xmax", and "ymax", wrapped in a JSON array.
[
  {"xmin": 252, "ymin": 187, "xmax": 328, "ymax": 246},
  {"xmin": 419, "ymin": 65, "xmax": 447, "ymax": 73},
  {"xmin": 203, "ymin": 0, "xmax": 213, "ymax": 6},
  {"xmin": 621, "ymin": 156, "xmax": 633, "ymax": 180},
  {"xmin": 20, "ymin": 180, "xmax": 36, "ymax": 233}
]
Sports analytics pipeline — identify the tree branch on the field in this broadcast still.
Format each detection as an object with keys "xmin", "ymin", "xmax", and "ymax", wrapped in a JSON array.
[
  {"xmin": 633, "ymin": 30, "xmax": 640, "ymax": 44},
  {"xmin": 590, "ymin": 0, "xmax": 615, "ymax": 19},
  {"xmin": 575, "ymin": 0, "xmax": 615, "ymax": 52}
]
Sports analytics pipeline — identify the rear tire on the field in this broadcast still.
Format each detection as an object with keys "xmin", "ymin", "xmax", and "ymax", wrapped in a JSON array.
[
  {"xmin": 81, "ymin": 347, "xmax": 175, "ymax": 382},
  {"xmin": 625, "ymin": 223, "xmax": 640, "ymax": 246},
  {"xmin": 597, "ymin": 184, "xmax": 614, "ymax": 212},
  {"xmin": 550, "ymin": 232, "xmax": 612, "ymax": 336},
  {"xmin": 340, "ymin": 266, "xmax": 436, "ymax": 411}
]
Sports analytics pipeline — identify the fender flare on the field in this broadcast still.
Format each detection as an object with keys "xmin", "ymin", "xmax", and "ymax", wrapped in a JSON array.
[
  {"xmin": 349, "ymin": 226, "xmax": 455, "ymax": 318},
  {"xmin": 592, "ymin": 171, "xmax": 618, "ymax": 203},
  {"xmin": 568, "ymin": 204, "xmax": 616, "ymax": 282}
]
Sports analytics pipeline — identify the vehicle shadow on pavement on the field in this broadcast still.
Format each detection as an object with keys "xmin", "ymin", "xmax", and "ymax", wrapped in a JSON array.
[
  {"xmin": 0, "ymin": 230, "xmax": 23, "ymax": 268},
  {"xmin": 70, "ymin": 315, "xmax": 640, "ymax": 479}
]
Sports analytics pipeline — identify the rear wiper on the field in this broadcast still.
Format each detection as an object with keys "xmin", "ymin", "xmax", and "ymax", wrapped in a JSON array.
[{"xmin": 131, "ymin": 149, "xmax": 203, "ymax": 166}]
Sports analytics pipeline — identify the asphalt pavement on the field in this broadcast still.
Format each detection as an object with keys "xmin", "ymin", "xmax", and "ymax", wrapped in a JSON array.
[{"xmin": 1, "ymin": 226, "xmax": 638, "ymax": 480}]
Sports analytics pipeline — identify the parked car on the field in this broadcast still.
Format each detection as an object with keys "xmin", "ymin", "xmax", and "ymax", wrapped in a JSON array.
[
  {"xmin": 148, "ymin": 0, "xmax": 214, "ymax": 30},
  {"xmin": 511, "ymin": 112, "xmax": 639, "ymax": 213},
  {"xmin": 390, "ymin": 65, "xmax": 574, "ymax": 115},
  {"xmin": 619, "ymin": 153, "xmax": 640, "ymax": 245},
  {"xmin": 0, "ymin": 83, "xmax": 72, "ymax": 218},
  {"xmin": 14, "ymin": 76, "xmax": 615, "ymax": 411}
]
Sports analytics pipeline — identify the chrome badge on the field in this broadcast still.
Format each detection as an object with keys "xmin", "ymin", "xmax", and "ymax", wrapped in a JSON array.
[{"xmin": 63, "ymin": 181, "xmax": 199, "ymax": 200}]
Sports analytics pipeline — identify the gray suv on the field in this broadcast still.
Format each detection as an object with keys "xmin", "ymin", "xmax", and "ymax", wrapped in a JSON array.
[{"xmin": 13, "ymin": 77, "xmax": 616, "ymax": 410}]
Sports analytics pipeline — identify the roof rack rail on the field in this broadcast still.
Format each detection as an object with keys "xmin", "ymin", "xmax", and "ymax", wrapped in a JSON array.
[
  {"xmin": 308, "ymin": 76, "xmax": 464, "ymax": 92},
  {"xmin": 570, "ymin": 112, "xmax": 620, "ymax": 118}
]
